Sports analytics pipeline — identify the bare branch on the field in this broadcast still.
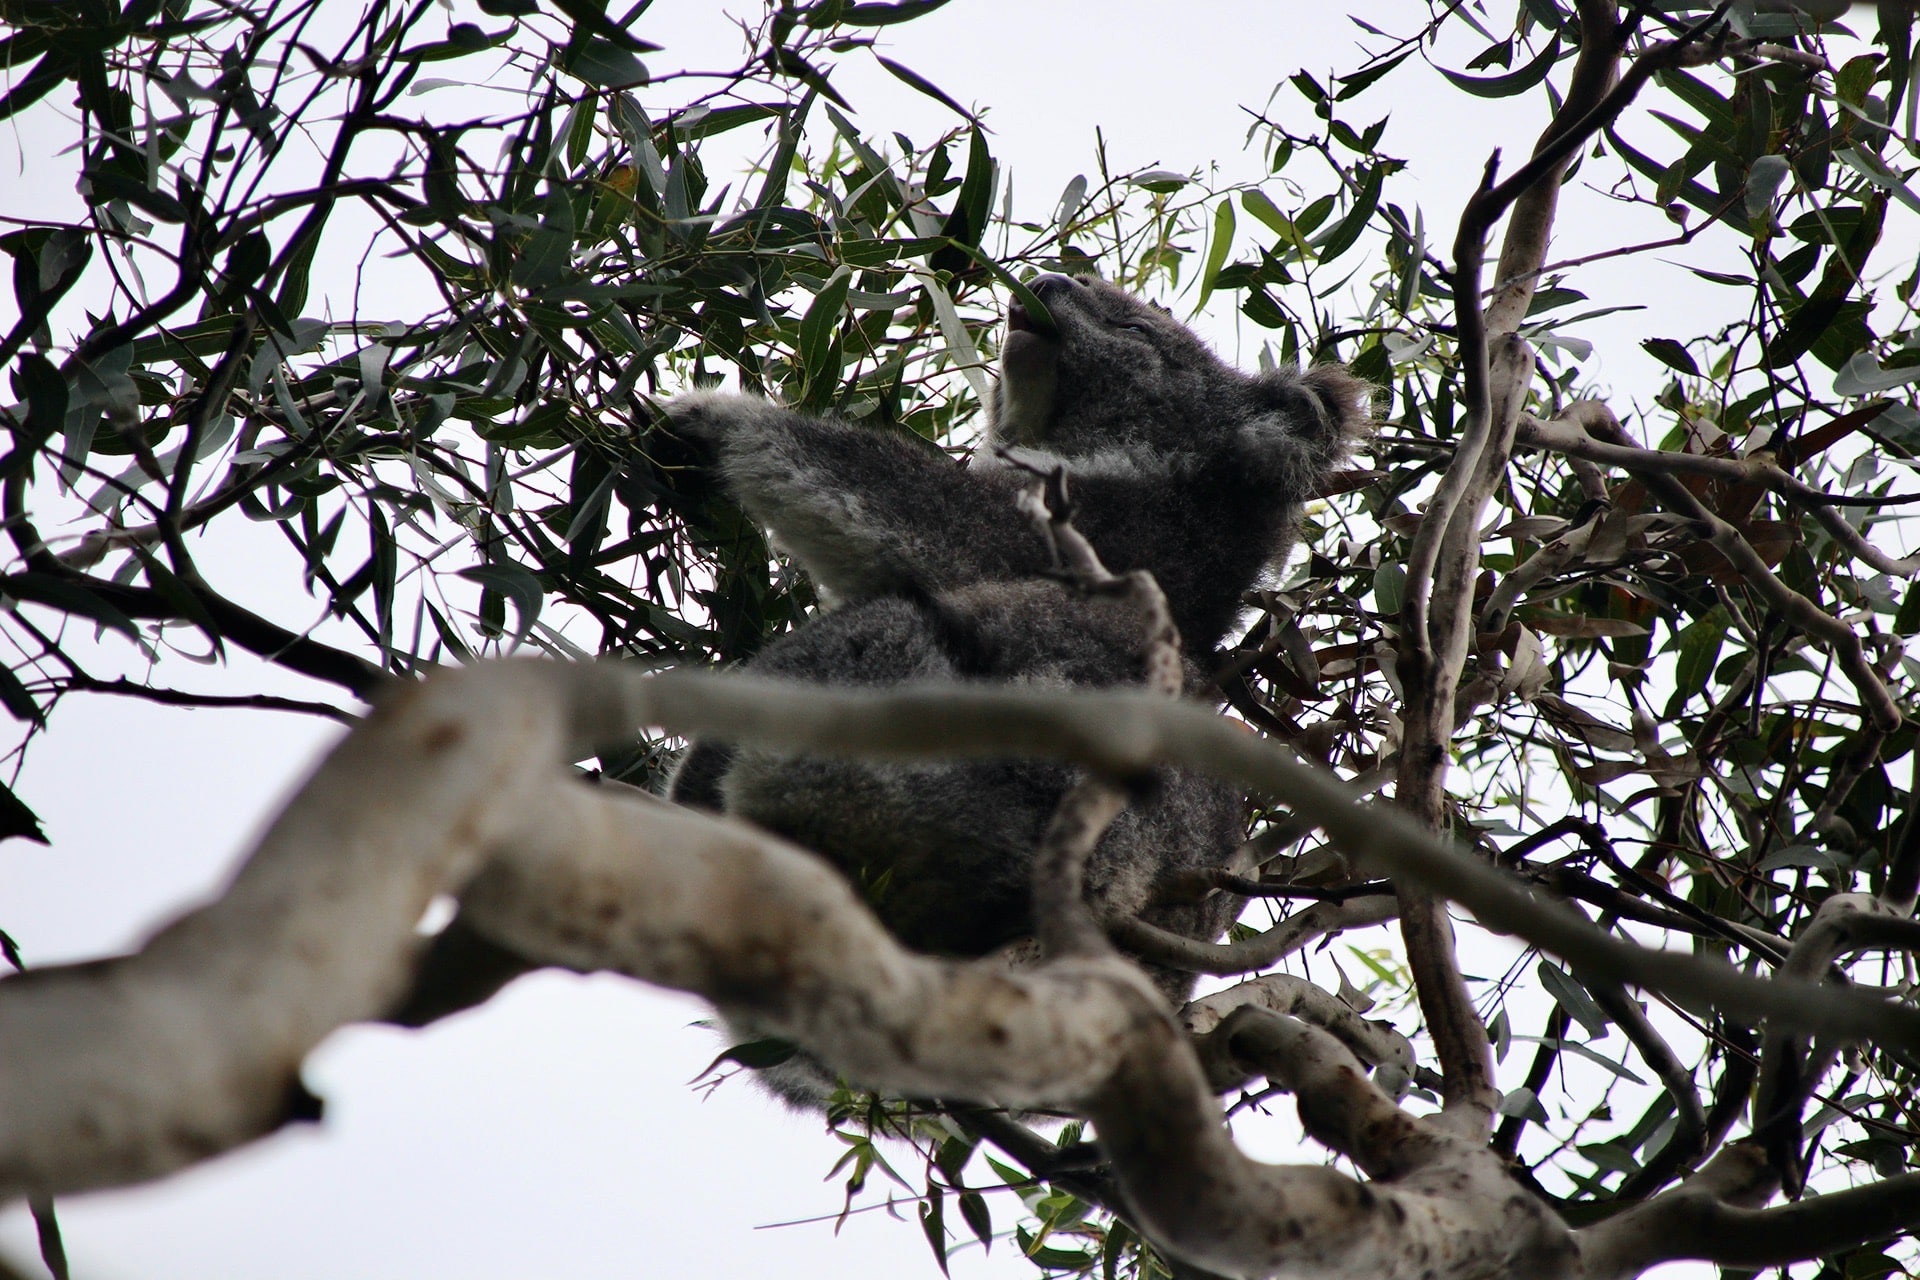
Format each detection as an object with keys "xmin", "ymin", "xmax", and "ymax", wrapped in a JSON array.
[
  {"xmin": 1578, "ymin": 1142, "xmax": 1920, "ymax": 1275},
  {"xmin": 1109, "ymin": 894, "xmax": 1398, "ymax": 976},
  {"xmin": 1754, "ymin": 893, "xmax": 1918, "ymax": 1192},
  {"xmin": 1523, "ymin": 402, "xmax": 1901, "ymax": 731},
  {"xmin": 1517, "ymin": 408, "xmax": 1920, "ymax": 578},
  {"xmin": 627, "ymin": 668, "xmax": 1920, "ymax": 1048},
  {"xmin": 1184, "ymin": 974, "xmax": 1420, "ymax": 1087}
]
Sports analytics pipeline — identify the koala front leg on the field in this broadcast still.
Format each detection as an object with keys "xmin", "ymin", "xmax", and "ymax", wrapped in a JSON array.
[{"xmin": 661, "ymin": 391, "xmax": 1043, "ymax": 601}]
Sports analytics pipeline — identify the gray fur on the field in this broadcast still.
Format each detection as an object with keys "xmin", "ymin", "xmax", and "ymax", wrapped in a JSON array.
[{"xmin": 665, "ymin": 274, "xmax": 1366, "ymax": 1104}]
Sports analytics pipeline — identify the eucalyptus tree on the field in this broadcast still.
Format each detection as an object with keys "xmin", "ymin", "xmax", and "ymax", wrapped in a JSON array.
[{"xmin": 4, "ymin": 1, "xmax": 1920, "ymax": 1277}]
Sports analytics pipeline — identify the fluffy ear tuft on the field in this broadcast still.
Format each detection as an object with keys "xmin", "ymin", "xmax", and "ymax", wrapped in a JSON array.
[
  {"xmin": 1254, "ymin": 365, "xmax": 1374, "ymax": 445},
  {"xmin": 1300, "ymin": 364, "xmax": 1376, "ymax": 443}
]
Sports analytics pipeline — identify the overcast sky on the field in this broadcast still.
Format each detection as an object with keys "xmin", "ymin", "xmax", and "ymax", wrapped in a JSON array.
[{"xmin": 0, "ymin": 1, "xmax": 1823, "ymax": 1275}]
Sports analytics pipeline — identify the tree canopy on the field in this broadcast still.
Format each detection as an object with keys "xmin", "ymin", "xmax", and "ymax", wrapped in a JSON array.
[{"xmin": 4, "ymin": 1, "xmax": 1920, "ymax": 1277}]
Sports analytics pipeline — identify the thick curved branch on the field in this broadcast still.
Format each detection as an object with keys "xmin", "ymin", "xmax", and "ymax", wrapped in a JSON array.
[
  {"xmin": 1184, "ymin": 974, "xmax": 1420, "ymax": 1089},
  {"xmin": 6, "ymin": 662, "xmax": 1918, "ymax": 1277},
  {"xmin": 1389, "ymin": 0, "xmax": 1686, "ymax": 1132},
  {"xmin": 1753, "ymin": 892, "xmax": 1916, "ymax": 1192},
  {"xmin": 1635, "ymin": 1173, "xmax": 1920, "ymax": 1269},
  {"xmin": 1579, "ymin": 1143, "xmax": 1920, "ymax": 1276},
  {"xmin": 1, "ymin": 662, "xmax": 1591, "ymax": 1280},
  {"xmin": 1203, "ymin": 1008, "xmax": 1442, "ymax": 1181},
  {"xmin": 629, "ymin": 669, "xmax": 1920, "ymax": 1048},
  {"xmin": 1110, "ymin": 894, "xmax": 1398, "ymax": 976},
  {"xmin": 1590, "ymin": 982, "xmax": 1707, "ymax": 1166}
]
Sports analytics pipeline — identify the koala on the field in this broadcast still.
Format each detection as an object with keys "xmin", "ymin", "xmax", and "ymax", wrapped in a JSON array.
[{"xmin": 665, "ymin": 273, "xmax": 1366, "ymax": 1102}]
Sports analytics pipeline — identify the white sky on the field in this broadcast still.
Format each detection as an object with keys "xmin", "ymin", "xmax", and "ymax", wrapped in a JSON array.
[{"xmin": 0, "ymin": 1, "xmax": 1881, "ymax": 1276}]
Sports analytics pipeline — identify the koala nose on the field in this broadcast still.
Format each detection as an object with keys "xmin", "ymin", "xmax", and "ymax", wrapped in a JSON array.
[{"xmin": 1028, "ymin": 273, "xmax": 1082, "ymax": 299}]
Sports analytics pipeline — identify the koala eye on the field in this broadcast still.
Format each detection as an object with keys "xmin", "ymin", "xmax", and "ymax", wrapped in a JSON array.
[{"xmin": 1112, "ymin": 320, "xmax": 1152, "ymax": 335}]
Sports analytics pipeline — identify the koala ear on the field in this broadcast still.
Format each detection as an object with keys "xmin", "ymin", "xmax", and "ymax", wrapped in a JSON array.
[
  {"xmin": 1254, "ymin": 366, "xmax": 1372, "ymax": 444},
  {"xmin": 1302, "ymin": 365, "xmax": 1374, "ymax": 442}
]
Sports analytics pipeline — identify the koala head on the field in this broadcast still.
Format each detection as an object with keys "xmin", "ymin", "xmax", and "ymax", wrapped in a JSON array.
[{"xmin": 989, "ymin": 274, "xmax": 1355, "ymax": 473}]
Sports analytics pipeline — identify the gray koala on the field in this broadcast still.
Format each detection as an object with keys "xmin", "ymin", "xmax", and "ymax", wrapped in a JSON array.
[{"xmin": 667, "ymin": 273, "xmax": 1365, "ymax": 1100}]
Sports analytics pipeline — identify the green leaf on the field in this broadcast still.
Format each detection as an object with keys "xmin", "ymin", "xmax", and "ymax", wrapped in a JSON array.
[
  {"xmin": 696, "ymin": 1038, "xmax": 798, "ymax": 1075},
  {"xmin": 0, "ymin": 777, "xmax": 46, "ymax": 844},
  {"xmin": 9, "ymin": 352, "xmax": 68, "ymax": 445},
  {"xmin": 1673, "ymin": 613, "xmax": 1725, "ymax": 704},
  {"xmin": 1239, "ymin": 188, "xmax": 1292, "ymax": 238},
  {"xmin": 958, "ymin": 1191, "xmax": 991, "ymax": 1249},
  {"xmin": 0, "ymin": 661, "xmax": 44, "ymax": 728},
  {"xmin": 398, "ymin": 22, "xmax": 515, "ymax": 63},
  {"xmin": 1496, "ymin": 1085, "xmax": 1549, "ymax": 1123},
  {"xmin": 875, "ymin": 56, "xmax": 974, "ymax": 121},
  {"xmin": 798, "ymin": 263, "xmax": 852, "ymax": 387},
  {"xmin": 459, "ymin": 562, "xmax": 544, "ymax": 646},
  {"xmin": 1641, "ymin": 337, "xmax": 1700, "ymax": 376},
  {"xmin": 1373, "ymin": 562, "xmax": 1406, "ymax": 615},
  {"xmin": 1657, "ymin": 67, "xmax": 1737, "ymax": 135},
  {"xmin": 1765, "ymin": 193, "xmax": 1884, "ymax": 368},
  {"xmin": 564, "ymin": 38, "xmax": 648, "ymax": 87},
  {"xmin": 1510, "ymin": 1034, "xmax": 1647, "ymax": 1084},
  {"xmin": 1578, "ymin": 1141, "xmax": 1642, "ymax": 1175},
  {"xmin": 1335, "ymin": 49, "xmax": 1412, "ymax": 100},
  {"xmin": 842, "ymin": 0, "xmax": 954, "ymax": 23},
  {"xmin": 1438, "ymin": 35, "xmax": 1560, "ymax": 99},
  {"xmin": 1131, "ymin": 169, "xmax": 1186, "ymax": 194},
  {"xmin": 919, "ymin": 1185, "xmax": 949, "ymax": 1277},
  {"xmin": 1757, "ymin": 844, "xmax": 1843, "ymax": 872},
  {"xmin": 928, "ymin": 125, "xmax": 993, "ymax": 275},
  {"xmin": 1195, "ymin": 197, "xmax": 1235, "ymax": 314},
  {"xmin": 1834, "ymin": 353, "xmax": 1920, "ymax": 398},
  {"xmin": 1835, "ymin": 146, "xmax": 1920, "ymax": 217},
  {"xmin": 1537, "ymin": 959, "xmax": 1609, "ymax": 1038},
  {"xmin": 914, "ymin": 269, "xmax": 991, "ymax": 405},
  {"xmin": 1052, "ymin": 173, "xmax": 1088, "ymax": 239},
  {"xmin": 0, "ymin": 53, "xmax": 72, "ymax": 123},
  {"xmin": 1744, "ymin": 154, "xmax": 1790, "ymax": 224},
  {"xmin": 1835, "ymin": 54, "xmax": 1880, "ymax": 110},
  {"xmin": 1314, "ymin": 166, "xmax": 1383, "ymax": 263}
]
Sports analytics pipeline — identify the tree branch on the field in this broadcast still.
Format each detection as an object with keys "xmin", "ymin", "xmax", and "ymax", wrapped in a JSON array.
[
  {"xmin": 1109, "ymin": 894, "xmax": 1398, "ymax": 976},
  {"xmin": 0, "ymin": 661, "xmax": 1599, "ymax": 1279},
  {"xmin": 1184, "ymin": 973, "xmax": 1421, "ymax": 1090},
  {"xmin": 1523, "ymin": 401, "xmax": 1901, "ymax": 731},
  {"xmin": 1516, "ymin": 408, "xmax": 1920, "ymax": 578},
  {"xmin": 1391, "ymin": 0, "xmax": 1655, "ymax": 1132},
  {"xmin": 8, "ymin": 662, "xmax": 1920, "ymax": 1280},
  {"xmin": 1753, "ymin": 892, "xmax": 1916, "ymax": 1192},
  {"xmin": 1576, "ymin": 1141, "xmax": 1920, "ymax": 1276},
  {"xmin": 623, "ymin": 669, "xmax": 1920, "ymax": 1046}
]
